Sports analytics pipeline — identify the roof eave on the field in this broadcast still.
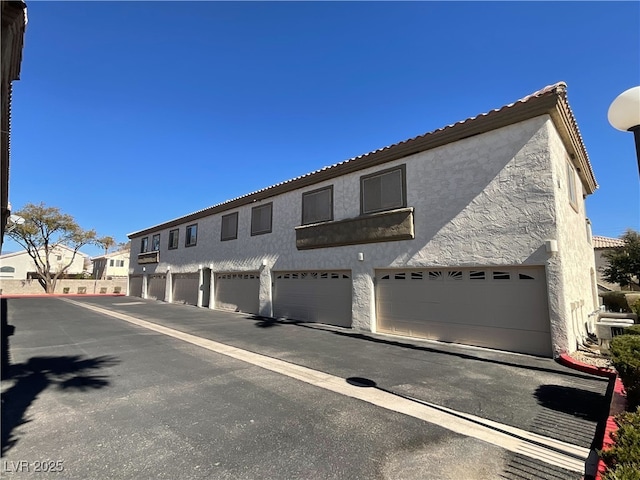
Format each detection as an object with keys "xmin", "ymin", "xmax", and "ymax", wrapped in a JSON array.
[{"xmin": 128, "ymin": 83, "xmax": 596, "ymax": 238}]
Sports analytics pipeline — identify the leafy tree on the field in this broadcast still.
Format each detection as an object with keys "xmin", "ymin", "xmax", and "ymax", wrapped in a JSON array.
[
  {"xmin": 7, "ymin": 203, "xmax": 97, "ymax": 293},
  {"xmin": 117, "ymin": 240, "xmax": 131, "ymax": 252},
  {"xmin": 602, "ymin": 230, "xmax": 640, "ymax": 290},
  {"xmin": 96, "ymin": 236, "xmax": 116, "ymax": 255}
]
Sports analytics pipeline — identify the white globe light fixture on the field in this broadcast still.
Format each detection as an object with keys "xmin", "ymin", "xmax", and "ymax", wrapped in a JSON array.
[{"xmin": 608, "ymin": 86, "xmax": 640, "ymax": 176}]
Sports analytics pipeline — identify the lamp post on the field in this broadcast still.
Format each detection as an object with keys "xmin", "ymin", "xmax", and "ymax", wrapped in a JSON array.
[{"xmin": 608, "ymin": 86, "xmax": 640, "ymax": 176}]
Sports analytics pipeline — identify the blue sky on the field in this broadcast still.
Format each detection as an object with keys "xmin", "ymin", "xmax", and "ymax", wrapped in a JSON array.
[{"xmin": 5, "ymin": 1, "xmax": 640, "ymax": 257}]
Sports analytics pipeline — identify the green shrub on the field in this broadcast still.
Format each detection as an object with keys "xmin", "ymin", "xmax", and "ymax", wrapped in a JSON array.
[
  {"xmin": 610, "ymin": 335, "xmax": 640, "ymax": 411},
  {"xmin": 624, "ymin": 325, "xmax": 640, "ymax": 336},
  {"xmin": 603, "ymin": 292, "xmax": 634, "ymax": 313},
  {"xmin": 632, "ymin": 300, "xmax": 640, "ymax": 318},
  {"xmin": 601, "ymin": 408, "xmax": 640, "ymax": 480}
]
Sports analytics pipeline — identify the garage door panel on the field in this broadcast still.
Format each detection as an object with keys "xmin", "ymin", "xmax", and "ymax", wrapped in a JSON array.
[
  {"xmin": 381, "ymin": 317, "xmax": 551, "ymax": 357},
  {"xmin": 148, "ymin": 275, "xmax": 166, "ymax": 301},
  {"xmin": 274, "ymin": 271, "xmax": 352, "ymax": 328},
  {"xmin": 172, "ymin": 273, "xmax": 199, "ymax": 306},
  {"xmin": 215, "ymin": 273, "xmax": 259, "ymax": 315},
  {"xmin": 129, "ymin": 276, "xmax": 143, "ymax": 298},
  {"xmin": 376, "ymin": 267, "xmax": 551, "ymax": 357}
]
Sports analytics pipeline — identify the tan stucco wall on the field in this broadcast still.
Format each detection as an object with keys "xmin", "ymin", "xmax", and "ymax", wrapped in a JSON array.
[
  {"xmin": 128, "ymin": 115, "xmax": 583, "ymax": 356},
  {"xmin": 547, "ymin": 121, "xmax": 598, "ymax": 353},
  {"xmin": 0, "ymin": 278, "xmax": 127, "ymax": 295}
]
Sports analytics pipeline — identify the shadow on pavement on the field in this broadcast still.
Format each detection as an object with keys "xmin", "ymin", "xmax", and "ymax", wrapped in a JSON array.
[
  {"xmin": 534, "ymin": 384, "xmax": 608, "ymax": 422},
  {"xmin": 534, "ymin": 381, "xmax": 614, "ymax": 451},
  {"xmin": 246, "ymin": 314, "xmax": 607, "ymax": 381},
  {"xmin": 1, "ymin": 355, "xmax": 118, "ymax": 456},
  {"xmin": 249, "ymin": 315, "xmax": 301, "ymax": 329}
]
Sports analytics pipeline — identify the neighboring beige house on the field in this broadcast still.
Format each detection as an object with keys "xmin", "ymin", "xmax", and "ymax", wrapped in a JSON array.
[
  {"xmin": 0, "ymin": 244, "xmax": 88, "ymax": 279},
  {"xmin": 593, "ymin": 235, "xmax": 630, "ymax": 292},
  {"xmin": 127, "ymin": 82, "xmax": 598, "ymax": 358},
  {"xmin": 91, "ymin": 250, "xmax": 130, "ymax": 279}
]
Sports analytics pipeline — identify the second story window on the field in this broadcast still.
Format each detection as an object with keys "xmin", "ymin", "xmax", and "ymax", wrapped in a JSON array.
[
  {"xmin": 251, "ymin": 203, "xmax": 272, "ymax": 236},
  {"xmin": 185, "ymin": 224, "xmax": 198, "ymax": 247},
  {"xmin": 152, "ymin": 233, "xmax": 161, "ymax": 251},
  {"xmin": 168, "ymin": 229, "xmax": 179, "ymax": 250},
  {"xmin": 302, "ymin": 186, "xmax": 333, "ymax": 225},
  {"xmin": 140, "ymin": 237, "xmax": 149, "ymax": 253},
  {"xmin": 360, "ymin": 165, "xmax": 406, "ymax": 215},
  {"xmin": 566, "ymin": 159, "xmax": 578, "ymax": 210},
  {"xmin": 221, "ymin": 212, "xmax": 238, "ymax": 241}
]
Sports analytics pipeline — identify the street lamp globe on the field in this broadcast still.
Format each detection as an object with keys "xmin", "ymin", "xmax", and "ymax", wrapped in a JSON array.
[{"xmin": 608, "ymin": 86, "xmax": 640, "ymax": 175}]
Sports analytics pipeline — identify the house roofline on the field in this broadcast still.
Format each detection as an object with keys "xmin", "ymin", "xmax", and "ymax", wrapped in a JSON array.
[
  {"xmin": 90, "ymin": 250, "xmax": 130, "ymax": 261},
  {"xmin": 128, "ymin": 82, "xmax": 597, "ymax": 239},
  {"xmin": 0, "ymin": 244, "xmax": 89, "ymax": 259}
]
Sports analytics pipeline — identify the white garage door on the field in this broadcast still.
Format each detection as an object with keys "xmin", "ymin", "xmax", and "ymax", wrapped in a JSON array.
[
  {"xmin": 129, "ymin": 276, "xmax": 143, "ymax": 298},
  {"xmin": 148, "ymin": 274, "xmax": 166, "ymax": 301},
  {"xmin": 172, "ymin": 273, "xmax": 199, "ymax": 306},
  {"xmin": 273, "ymin": 271, "xmax": 352, "ymax": 328},
  {"xmin": 215, "ymin": 272, "xmax": 260, "ymax": 314},
  {"xmin": 376, "ymin": 267, "xmax": 552, "ymax": 357}
]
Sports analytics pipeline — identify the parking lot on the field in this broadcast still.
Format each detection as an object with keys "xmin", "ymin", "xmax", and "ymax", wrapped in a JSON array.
[{"xmin": 1, "ymin": 296, "xmax": 612, "ymax": 479}]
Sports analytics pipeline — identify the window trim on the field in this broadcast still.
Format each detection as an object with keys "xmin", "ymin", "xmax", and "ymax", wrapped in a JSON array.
[
  {"xmin": 185, "ymin": 224, "xmax": 198, "ymax": 247},
  {"xmin": 168, "ymin": 229, "xmax": 179, "ymax": 250},
  {"xmin": 221, "ymin": 212, "xmax": 239, "ymax": 241},
  {"xmin": 140, "ymin": 237, "xmax": 149, "ymax": 253},
  {"xmin": 566, "ymin": 159, "xmax": 579, "ymax": 212},
  {"xmin": 151, "ymin": 233, "xmax": 161, "ymax": 252},
  {"xmin": 360, "ymin": 164, "xmax": 407, "ymax": 215},
  {"xmin": 251, "ymin": 202, "xmax": 273, "ymax": 236},
  {"xmin": 301, "ymin": 185, "xmax": 334, "ymax": 225}
]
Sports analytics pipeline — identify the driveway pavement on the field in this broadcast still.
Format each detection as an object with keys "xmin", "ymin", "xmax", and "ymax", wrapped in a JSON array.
[{"xmin": 1, "ymin": 296, "xmax": 612, "ymax": 479}]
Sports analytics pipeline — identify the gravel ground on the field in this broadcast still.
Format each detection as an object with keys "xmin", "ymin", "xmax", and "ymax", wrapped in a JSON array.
[{"xmin": 568, "ymin": 344, "xmax": 613, "ymax": 369}]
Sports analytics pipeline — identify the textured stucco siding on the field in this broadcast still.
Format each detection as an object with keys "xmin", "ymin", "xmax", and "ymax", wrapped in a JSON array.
[
  {"xmin": 547, "ymin": 122, "xmax": 598, "ymax": 353},
  {"xmin": 129, "ymin": 115, "xmax": 574, "ymax": 354},
  {"xmin": 0, "ymin": 250, "xmax": 87, "ymax": 280}
]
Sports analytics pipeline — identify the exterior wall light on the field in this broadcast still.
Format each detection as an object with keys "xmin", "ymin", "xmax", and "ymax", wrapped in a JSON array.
[{"xmin": 608, "ymin": 86, "xmax": 640, "ymax": 176}]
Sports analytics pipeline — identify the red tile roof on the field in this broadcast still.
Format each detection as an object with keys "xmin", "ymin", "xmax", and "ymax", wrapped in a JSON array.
[
  {"xmin": 129, "ymin": 82, "xmax": 596, "ymax": 238},
  {"xmin": 593, "ymin": 236, "xmax": 625, "ymax": 249}
]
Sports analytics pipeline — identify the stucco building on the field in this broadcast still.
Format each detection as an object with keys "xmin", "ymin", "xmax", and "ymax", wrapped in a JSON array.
[
  {"xmin": 0, "ymin": 244, "xmax": 88, "ymax": 280},
  {"xmin": 592, "ymin": 235, "xmax": 637, "ymax": 293},
  {"xmin": 128, "ymin": 83, "xmax": 599, "ymax": 358},
  {"xmin": 91, "ymin": 249, "xmax": 130, "ymax": 280}
]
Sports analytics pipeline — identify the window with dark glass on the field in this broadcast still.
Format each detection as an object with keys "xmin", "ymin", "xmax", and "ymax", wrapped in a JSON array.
[
  {"xmin": 152, "ymin": 233, "xmax": 160, "ymax": 251},
  {"xmin": 566, "ymin": 160, "xmax": 578, "ymax": 208},
  {"xmin": 302, "ymin": 186, "xmax": 333, "ymax": 225},
  {"xmin": 221, "ymin": 212, "xmax": 238, "ymax": 241},
  {"xmin": 185, "ymin": 224, "xmax": 198, "ymax": 247},
  {"xmin": 360, "ymin": 165, "xmax": 406, "ymax": 214},
  {"xmin": 140, "ymin": 237, "xmax": 149, "ymax": 253},
  {"xmin": 168, "ymin": 229, "xmax": 179, "ymax": 250},
  {"xmin": 251, "ymin": 203, "xmax": 272, "ymax": 236}
]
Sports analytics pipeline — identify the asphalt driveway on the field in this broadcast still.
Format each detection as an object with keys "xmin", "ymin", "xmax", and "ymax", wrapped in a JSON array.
[{"xmin": 1, "ymin": 296, "xmax": 611, "ymax": 479}]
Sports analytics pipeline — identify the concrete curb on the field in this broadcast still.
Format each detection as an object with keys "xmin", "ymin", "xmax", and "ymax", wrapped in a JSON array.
[{"xmin": 557, "ymin": 354, "xmax": 626, "ymax": 480}]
